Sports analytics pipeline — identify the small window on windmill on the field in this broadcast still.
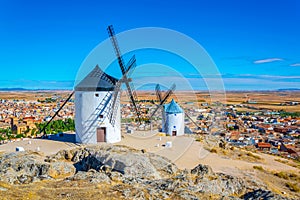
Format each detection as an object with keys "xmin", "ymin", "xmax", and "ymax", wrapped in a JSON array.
[
  {"xmin": 99, "ymin": 114, "xmax": 104, "ymax": 119},
  {"xmin": 95, "ymin": 93, "xmax": 99, "ymax": 97},
  {"xmin": 174, "ymin": 114, "xmax": 177, "ymax": 116},
  {"xmin": 173, "ymin": 126, "xmax": 176, "ymax": 128}
]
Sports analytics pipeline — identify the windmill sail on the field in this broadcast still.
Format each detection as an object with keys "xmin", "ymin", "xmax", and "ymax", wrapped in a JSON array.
[
  {"xmin": 39, "ymin": 91, "xmax": 74, "ymax": 135},
  {"xmin": 150, "ymin": 84, "xmax": 176, "ymax": 119},
  {"xmin": 107, "ymin": 25, "xmax": 141, "ymax": 123},
  {"xmin": 108, "ymin": 55, "xmax": 137, "ymax": 126}
]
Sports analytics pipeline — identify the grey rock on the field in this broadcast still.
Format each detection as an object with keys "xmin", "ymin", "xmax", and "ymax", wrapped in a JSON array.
[
  {"xmin": 68, "ymin": 170, "xmax": 110, "ymax": 184},
  {"xmin": 195, "ymin": 173, "xmax": 246, "ymax": 196},
  {"xmin": 0, "ymin": 151, "xmax": 75, "ymax": 184},
  {"xmin": 52, "ymin": 145, "xmax": 177, "ymax": 180},
  {"xmin": 190, "ymin": 164, "xmax": 213, "ymax": 177},
  {"xmin": 243, "ymin": 189, "xmax": 289, "ymax": 200},
  {"xmin": 109, "ymin": 171, "xmax": 125, "ymax": 182},
  {"xmin": 178, "ymin": 190, "xmax": 199, "ymax": 200},
  {"xmin": 0, "ymin": 145, "xmax": 291, "ymax": 200},
  {"xmin": 148, "ymin": 153, "xmax": 178, "ymax": 176}
]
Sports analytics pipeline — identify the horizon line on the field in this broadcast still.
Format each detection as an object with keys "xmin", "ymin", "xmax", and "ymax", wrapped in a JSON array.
[{"xmin": 0, "ymin": 87, "xmax": 299, "ymax": 92}]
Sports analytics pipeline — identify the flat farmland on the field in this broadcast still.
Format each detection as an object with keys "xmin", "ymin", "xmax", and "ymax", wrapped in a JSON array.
[
  {"xmin": 133, "ymin": 91, "xmax": 300, "ymax": 112},
  {"xmin": 0, "ymin": 90, "xmax": 300, "ymax": 112}
]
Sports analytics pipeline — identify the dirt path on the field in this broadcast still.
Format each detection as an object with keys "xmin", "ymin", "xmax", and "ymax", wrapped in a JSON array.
[
  {"xmin": 174, "ymin": 140, "xmax": 299, "ymax": 177},
  {"xmin": 156, "ymin": 137, "xmax": 194, "ymax": 162},
  {"xmin": 1, "ymin": 135, "xmax": 298, "ymax": 176},
  {"xmin": 0, "ymin": 138, "xmax": 77, "ymax": 156}
]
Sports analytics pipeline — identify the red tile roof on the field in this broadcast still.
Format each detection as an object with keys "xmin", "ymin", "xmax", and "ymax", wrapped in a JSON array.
[{"xmin": 257, "ymin": 142, "xmax": 271, "ymax": 148}]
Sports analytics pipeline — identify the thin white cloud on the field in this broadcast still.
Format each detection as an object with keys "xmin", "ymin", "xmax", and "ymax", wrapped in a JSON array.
[
  {"xmin": 253, "ymin": 58, "xmax": 283, "ymax": 64},
  {"xmin": 290, "ymin": 63, "xmax": 300, "ymax": 67},
  {"xmin": 0, "ymin": 80, "xmax": 74, "ymax": 90}
]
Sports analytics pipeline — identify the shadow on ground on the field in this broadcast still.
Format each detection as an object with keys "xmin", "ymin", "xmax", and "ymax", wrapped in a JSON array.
[{"xmin": 39, "ymin": 133, "xmax": 76, "ymax": 143}]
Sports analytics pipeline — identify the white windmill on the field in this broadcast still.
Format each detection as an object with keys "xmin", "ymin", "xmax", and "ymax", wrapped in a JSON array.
[
  {"xmin": 150, "ymin": 84, "xmax": 200, "ymax": 136},
  {"xmin": 162, "ymin": 99, "xmax": 185, "ymax": 136},
  {"xmin": 74, "ymin": 65, "xmax": 122, "ymax": 143},
  {"xmin": 74, "ymin": 25, "xmax": 141, "ymax": 144},
  {"xmin": 38, "ymin": 26, "xmax": 141, "ymax": 142}
]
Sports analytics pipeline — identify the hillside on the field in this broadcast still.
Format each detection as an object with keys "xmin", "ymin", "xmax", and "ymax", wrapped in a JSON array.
[{"xmin": 0, "ymin": 144, "xmax": 292, "ymax": 200}]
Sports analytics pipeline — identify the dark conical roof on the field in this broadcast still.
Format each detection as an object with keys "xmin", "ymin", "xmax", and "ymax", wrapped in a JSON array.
[{"xmin": 75, "ymin": 65, "xmax": 119, "ymax": 91}]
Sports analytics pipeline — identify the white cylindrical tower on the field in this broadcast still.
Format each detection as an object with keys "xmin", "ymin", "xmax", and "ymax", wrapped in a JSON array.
[
  {"xmin": 75, "ymin": 65, "xmax": 121, "ymax": 144},
  {"xmin": 163, "ymin": 99, "xmax": 185, "ymax": 136}
]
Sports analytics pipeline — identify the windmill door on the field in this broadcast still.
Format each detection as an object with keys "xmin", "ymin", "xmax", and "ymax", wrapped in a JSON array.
[
  {"xmin": 172, "ymin": 130, "xmax": 177, "ymax": 136},
  {"xmin": 97, "ymin": 127, "xmax": 106, "ymax": 142}
]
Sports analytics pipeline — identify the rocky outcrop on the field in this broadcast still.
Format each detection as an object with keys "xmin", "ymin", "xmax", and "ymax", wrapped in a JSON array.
[
  {"xmin": 48, "ymin": 144, "xmax": 178, "ymax": 180},
  {"xmin": 0, "ymin": 145, "xmax": 290, "ymax": 199},
  {"xmin": 243, "ymin": 189, "xmax": 289, "ymax": 200},
  {"xmin": 67, "ymin": 169, "xmax": 111, "ymax": 184},
  {"xmin": 0, "ymin": 152, "xmax": 75, "ymax": 184}
]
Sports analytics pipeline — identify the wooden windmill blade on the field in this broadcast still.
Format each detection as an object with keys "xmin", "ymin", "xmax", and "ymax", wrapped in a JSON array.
[
  {"xmin": 125, "ymin": 55, "xmax": 136, "ymax": 78},
  {"xmin": 107, "ymin": 25, "xmax": 141, "ymax": 123},
  {"xmin": 108, "ymin": 55, "xmax": 137, "ymax": 126},
  {"xmin": 155, "ymin": 84, "xmax": 162, "ymax": 103},
  {"xmin": 185, "ymin": 111, "xmax": 201, "ymax": 130},
  {"xmin": 108, "ymin": 80, "xmax": 122, "ymax": 126},
  {"xmin": 150, "ymin": 84, "xmax": 176, "ymax": 119},
  {"xmin": 39, "ymin": 91, "xmax": 74, "ymax": 136}
]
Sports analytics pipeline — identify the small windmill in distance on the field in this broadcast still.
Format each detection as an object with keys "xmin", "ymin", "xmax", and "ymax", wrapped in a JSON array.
[
  {"xmin": 150, "ymin": 84, "xmax": 201, "ymax": 135},
  {"xmin": 150, "ymin": 84, "xmax": 176, "ymax": 120}
]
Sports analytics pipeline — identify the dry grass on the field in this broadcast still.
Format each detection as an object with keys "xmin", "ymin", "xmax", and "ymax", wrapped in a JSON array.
[
  {"xmin": 273, "ymin": 171, "xmax": 300, "ymax": 182},
  {"xmin": 209, "ymin": 148, "xmax": 218, "ymax": 153},
  {"xmin": 0, "ymin": 180, "xmax": 125, "ymax": 200},
  {"xmin": 245, "ymin": 152, "xmax": 262, "ymax": 160},
  {"xmin": 251, "ymin": 167, "xmax": 300, "ymax": 198},
  {"xmin": 253, "ymin": 165, "xmax": 264, "ymax": 171},
  {"xmin": 195, "ymin": 137, "xmax": 203, "ymax": 142},
  {"xmin": 275, "ymin": 158, "xmax": 300, "ymax": 170},
  {"xmin": 285, "ymin": 182, "xmax": 300, "ymax": 192},
  {"xmin": 274, "ymin": 158, "xmax": 288, "ymax": 164},
  {"xmin": 207, "ymin": 145, "xmax": 264, "ymax": 163}
]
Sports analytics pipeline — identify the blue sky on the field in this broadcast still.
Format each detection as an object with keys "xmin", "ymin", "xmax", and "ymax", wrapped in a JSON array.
[{"xmin": 0, "ymin": 0, "xmax": 299, "ymax": 90}]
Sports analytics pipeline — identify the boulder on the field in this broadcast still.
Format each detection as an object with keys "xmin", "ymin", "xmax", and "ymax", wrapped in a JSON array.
[
  {"xmin": 67, "ymin": 170, "xmax": 111, "ymax": 184},
  {"xmin": 0, "ymin": 151, "xmax": 75, "ymax": 184},
  {"xmin": 47, "ymin": 162, "xmax": 76, "ymax": 179},
  {"xmin": 190, "ymin": 164, "xmax": 213, "ymax": 177},
  {"xmin": 243, "ymin": 189, "xmax": 289, "ymax": 200},
  {"xmin": 51, "ymin": 145, "xmax": 178, "ymax": 180}
]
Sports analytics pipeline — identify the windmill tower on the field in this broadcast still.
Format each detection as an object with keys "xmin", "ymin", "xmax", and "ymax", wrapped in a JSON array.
[
  {"xmin": 150, "ymin": 84, "xmax": 200, "ymax": 135},
  {"xmin": 162, "ymin": 99, "xmax": 185, "ymax": 136},
  {"xmin": 74, "ymin": 65, "xmax": 121, "ymax": 143}
]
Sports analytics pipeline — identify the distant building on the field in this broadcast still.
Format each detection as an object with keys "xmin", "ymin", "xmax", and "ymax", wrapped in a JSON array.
[
  {"xmin": 256, "ymin": 142, "xmax": 271, "ymax": 151},
  {"xmin": 10, "ymin": 117, "xmax": 35, "ymax": 136}
]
